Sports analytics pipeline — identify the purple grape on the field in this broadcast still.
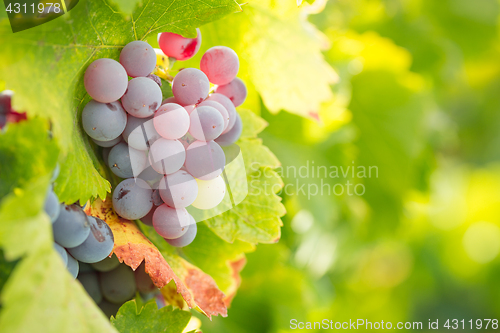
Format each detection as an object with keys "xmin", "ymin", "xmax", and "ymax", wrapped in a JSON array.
[
  {"xmin": 158, "ymin": 170, "xmax": 198, "ymax": 208},
  {"xmin": 198, "ymin": 100, "xmax": 229, "ymax": 131},
  {"xmin": 215, "ymin": 112, "xmax": 243, "ymax": 146},
  {"xmin": 122, "ymin": 114, "xmax": 160, "ymax": 151},
  {"xmin": 162, "ymin": 96, "xmax": 178, "ymax": 105},
  {"xmin": 140, "ymin": 206, "xmax": 156, "ymax": 226},
  {"xmin": 119, "ymin": 41, "xmax": 156, "ymax": 78},
  {"xmin": 152, "ymin": 204, "xmax": 190, "ymax": 239},
  {"xmin": 100, "ymin": 264, "xmax": 136, "ymax": 304},
  {"xmin": 172, "ymin": 68, "xmax": 210, "ymax": 105},
  {"xmin": 112, "ymin": 178, "xmax": 153, "ymax": 220},
  {"xmin": 188, "ymin": 106, "xmax": 224, "ymax": 141},
  {"xmin": 92, "ymin": 136, "xmax": 122, "ymax": 148},
  {"xmin": 102, "ymin": 147, "xmax": 111, "ymax": 163},
  {"xmin": 165, "ymin": 216, "xmax": 197, "ymax": 248},
  {"xmin": 207, "ymin": 93, "xmax": 237, "ymax": 134},
  {"xmin": 148, "ymin": 138, "xmax": 185, "ymax": 175},
  {"xmin": 54, "ymin": 242, "xmax": 68, "ymax": 266},
  {"xmin": 44, "ymin": 188, "xmax": 60, "ymax": 223},
  {"xmin": 78, "ymin": 272, "xmax": 103, "ymax": 303},
  {"xmin": 53, "ymin": 204, "xmax": 91, "ymax": 248},
  {"xmin": 152, "ymin": 189, "xmax": 163, "ymax": 206},
  {"xmin": 137, "ymin": 161, "xmax": 164, "ymax": 188},
  {"xmin": 216, "ymin": 77, "xmax": 247, "ymax": 107},
  {"xmin": 200, "ymin": 46, "xmax": 239, "ymax": 85},
  {"xmin": 108, "ymin": 142, "xmax": 147, "ymax": 179},
  {"xmin": 67, "ymin": 216, "xmax": 114, "ymax": 264},
  {"xmin": 84, "ymin": 58, "xmax": 128, "ymax": 103},
  {"xmin": 121, "ymin": 77, "xmax": 162, "ymax": 118},
  {"xmin": 158, "ymin": 28, "xmax": 202, "ymax": 61},
  {"xmin": 185, "ymin": 140, "xmax": 225, "ymax": 180},
  {"xmin": 66, "ymin": 252, "xmax": 79, "ymax": 278},
  {"xmin": 147, "ymin": 74, "xmax": 162, "ymax": 87},
  {"xmin": 82, "ymin": 100, "xmax": 127, "ymax": 141},
  {"xmin": 153, "ymin": 103, "xmax": 190, "ymax": 140}
]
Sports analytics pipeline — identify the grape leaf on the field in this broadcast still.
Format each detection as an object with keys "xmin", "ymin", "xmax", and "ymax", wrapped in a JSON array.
[
  {"xmin": 111, "ymin": 300, "xmax": 191, "ymax": 333},
  {"xmin": 0, "ymin": 0, "xmax": 241, "ymax": 204},
  {"xmin": 172, "ymin": 0, "xmax": 336, "ymax": 118},
  {"xmin": 85, "ymin": 198, "xmax": 228, "ymax": 318}
]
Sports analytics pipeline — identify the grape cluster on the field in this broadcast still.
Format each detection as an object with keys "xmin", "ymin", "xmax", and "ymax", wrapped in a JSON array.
[
  {"xmin": 78, "ymin": 258, "xmax": 156, "ymax": 317},
  {"xmin": 81, "ymin": 30, "xmax": 246, "ymax": 248},
  {"xmin": 43, "ymin": 167, "xmax": 115, "ymax": 279}
]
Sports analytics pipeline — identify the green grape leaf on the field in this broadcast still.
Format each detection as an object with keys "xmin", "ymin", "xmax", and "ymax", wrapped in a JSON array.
[
  {"xmin": 174, "ymin": 1, "xmax": 336, "ymax": 118},
  {"xmin": 111, "ymin": 300, "xmax": 191, "ymax": 333},
  {"xmin": 0, "ymin": 0, "xmax": 241, "ymax": 204}
]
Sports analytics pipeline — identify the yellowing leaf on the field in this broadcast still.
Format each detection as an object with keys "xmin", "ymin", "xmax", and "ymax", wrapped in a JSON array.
[{"xmin": 85, "ymin": 198, "xmax": 228, "ymax": 318}]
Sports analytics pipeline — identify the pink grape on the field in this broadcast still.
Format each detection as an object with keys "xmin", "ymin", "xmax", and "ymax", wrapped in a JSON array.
[
  {"xmin": 152, "ymin": 204, "xmax": 190, "ymax": 239},
  {"xmin": 157, "ymin": 28, "xmax": 201, "ymax": 61},
  {"xmin": 165, "ymin": 215, "xmax": 197, "ymax": 248},
  {"xmin": 188, "ymin": 105, "xmax": 224, "ymax": 141},
  {"xmin": 200, "ymin": 46, "xmax": 239, "ymax": 85},
  {"xmin": 172, "ymin": 68, "xmax": 210, "ymax": 105},
  {"xmin": 153, "ymin": 103, "xmax": 190, "ymax": 140},
  {"xmin": 185, "ymin": 140, "xmax": 225, "ymax": 180},
  {"xmin": 198, "ymin": 100, "xmax": 229, "ymax": 131},
  {"xmin": 216, "ymin": 77, "xmax": 247, "ymax": 107},
  {"xmin": 148, "ymin": 138, "xmax": 185, "ymax": 175},
  {"xmin": 207, "ymin": 93, "xmax": 237, "ymax": 134},
  {"xmin": 122, "ymin": 114, "xmax": 160, "ymax": 151},
  {"xmin": 121, "ymin": 77, "xmax": 162, "ymax": 118},
  {"xmin": 119, "ymin": 41, "xmax": 156, "ymax": 78},
  {"xmin": 162, "ymin": 96, "xmax": 178, "ymax": 105},
  {"xmin": 215, "ymin": 112, "xmax": 242, "ymax": 146},
  {"xmin": 84, "ymin": 58, "xmax": 128, "ymax": 103},
  {"xmin": 158, "ymin": 170, "xmax": 198, "ymax": 208}
]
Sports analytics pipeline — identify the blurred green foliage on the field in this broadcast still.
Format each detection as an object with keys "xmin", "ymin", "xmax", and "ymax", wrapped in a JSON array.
[{"xmin": 199, "ymin": 0, "xmax": 500, "ymax": 331}]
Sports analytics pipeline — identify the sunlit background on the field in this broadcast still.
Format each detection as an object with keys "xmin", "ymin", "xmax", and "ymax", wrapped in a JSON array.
[{"xmin": 191, "ymin": 0, "xmax": 500, "ymax": 331}]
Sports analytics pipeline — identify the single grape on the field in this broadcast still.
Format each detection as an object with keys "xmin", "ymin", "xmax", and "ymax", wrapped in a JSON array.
[
  {"xmin": 162, "ymin": 96, "xmax": 178, "ymax": 105},
  {"xmin": 78, "ymin": 262, "xmax": 95, "ymax": 273},
  {"xmin": 78, "ymin": 272, "xmax": 103, "ymax": 303},
  {"xmin": 134, "ymin": 262, "xmax": 157, "ymax": 294},
  {"xmin": 165, "ymin": 216, "xmax": 197, "ymax": 248},
  {"xmin": 140, "ymin": 206, "xmax": 156, "ymax": 226},
  {"xmin": 172, "ymin": 68, "xmax": 210, "ymax": 105},
  {"xmin": 91, "ymin": 254, "xmax": 120, "ymax": 272},
  {"xmin": 44, "ymin": 188, "xmax": 60, "ymax": 223},
  {"xmin": 67, "ymin": 216, "xmax": 114, "ymax": 263},
  {"xmin": 200, "ymin": 46, "xmax": 239, "ymax": 85},
  {"xmin": 215, "ymin": 77, "xmax": 247, "ymax": 107},
  {"xmin": 153, "ymin": 103, "xmax": 190, "ymax": 140},
  {"xmin": 157, "ymin": 28, "xmax": 201, "ymax": 61},
  {"xmin": 54, "ymin": 242, "xmax": 68, "ymax": 266},
  {"xmin": 215, "ymin": 112, "xmax": 242, "ymax": 146},
  {"xmin": 147, "ymin": 73, "xmax": 162, "ymax": 87},
  {"xmin": 100, "ymin": 264, "xmax": 136, "ymax": 304},
  {"xmin": 82, "ymin": 100, "xmax": 128, "ymax": 141},
  {"xmin": 207, "ymin": 93, "xmax": 237, "ymax": 134},
  {"xmin": 92, "ymin": 136, "xmax": 122, "ymax": 148},
  {"xmin": 185, "ymin": 140, "xmax": 225, "ymax": 180},
  {"xmin": 158, "ymin": 170, "xmax": 198, "ymax": 208},
  {"xmin": 99, "ymin": 300, "xmax": 121, "ymax": 318},
  {"xmin": 53, "ymin": 204, "xmax": 91, "ymax": 248},
  {"xmin": 189, "ymin": 106, "xmax": 224, "ymax": 141},
  {"xmin": 122, "ymin": 114, "xmax": 160, "ymax": 151},
  {"xmin": 152, "ymin": 204, "xmax": 190, "ymax": 239},
  {"xmin": 84, "ymin": 58, "xmax": 128, "ymax": 103},
  {"xmin": 152, "ymin": 189, "xmax": 163, "ymax": 206},
  {"xmin": 119, "ymin": 40, "xmax": 156, "ymax": 78},
  {"xmin": 108, "ymin": 142, "xmax": 147, "ymax": 179},
  {"xmin": 148, "ymin": 138, "xmax": 185, "ymax": 175},
  {"xmin": 121, "ymin": 77, "xmax": 162, "ymax": 118},
  {"xmin": 198, "ymin": 100, "xmax": 229, "ymax": 131},
  {"xmin": 66, "ymin": 252, "xmax": 79, "ymax": 279},
  {"xmin": 112, "ymin": 178, "xmax": 153, "ymax": 220},
  {"xmin": 191, "ymin": 175, "xmax": 226, "ymax": 209}
]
